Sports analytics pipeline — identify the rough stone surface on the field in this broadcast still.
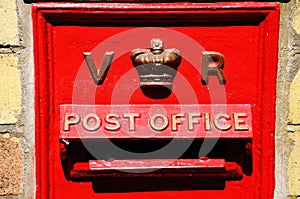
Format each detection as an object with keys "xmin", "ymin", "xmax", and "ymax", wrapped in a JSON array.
[
  {"xmin": 293, "ymin": 5, "xmax": 300, "ymax": 34},
  {"xmin": 0, "ymin": 133, "xmax": 23, "ymax": 195},
  {"xmin": 275, "ymin": 1, "xmax": 300, "ymax": 198},
  {"xmin": 16, "ymin": 1, "xmax": 36, "ymax": 198},
  {"xmin": 289, "ymin": 71, "xmax": 300, "ymax": 124},
  {"xmin": 0, "ymin": 56, "xmax": 21, "ymax": 124},
  {"xmin": 288, "ymin": 1, "xmax": 300, "ymax": 197},
  {"xmin": 288, "ymin": 78, "xmax": 300, "ymax": 197},
  {"xmin": 0, "ymin": 0, "xmax": 19, "ymax": 46},
  {"xmin": 289, "ymin": 130, "xmax": 300, "ymax": 196}
]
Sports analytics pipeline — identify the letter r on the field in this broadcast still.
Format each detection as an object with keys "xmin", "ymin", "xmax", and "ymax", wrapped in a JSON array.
[{"xmin": 201, "ymin": 51, "xmax": 225, "ymax": 85}]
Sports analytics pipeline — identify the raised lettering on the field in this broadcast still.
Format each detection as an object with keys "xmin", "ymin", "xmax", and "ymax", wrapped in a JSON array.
[
  {"xmin": 64, "ymin": 113, "xmax": 80, "ymax": 131},
  {"xmin": 172, "ymin": 113, "xmax": 185, "ymax": 131},
  {"xmin": 105, "ymin": 113, "xmax": 121, "ymax": 131},
  {"xmin": 188, "ymin": 113, "xmax": 201, "ymax": 131},
  {"xmin": 149, "ymin": 113, "xmax": 169, "ymax": 131},
  {"xmin": 82, "ymin": 113, "xmax": 101, "ymax": 131},
  {"xmin": 201, "ymin": 51, "xmax": 225, "ymax": 85},
  {"xmin": 84, "ymin": 51, "xmax": 114, "ymax": 85},
  {"xmin": 204, "ymin": 113, "xmax": 211, "ymax": 131},
  {"xmin": 123, "ymin": 113, "xmax": 141, "ymax": 131},
  {"xmin": 213, "ymin": 113, "xmax": 231, "ymax": 131},
  {"xmin": 234, "ymin": 112, "xmax": 249, "ymax": 131}
]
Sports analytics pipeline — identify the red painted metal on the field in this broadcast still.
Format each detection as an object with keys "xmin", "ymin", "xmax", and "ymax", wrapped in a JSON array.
[
  {"xmin": 89, "ymin": 159, "xmax": 225, "ymax": 170},
  {"xmin": 33, "ymin": 2, "xmax": 279, "ymax": 199},
  {"xmin": 60, "ymin": 104, "xmax": 252, "ymax": 139},
  {"xmin": 70, "ymin": 161, "xmax": 242, "ymax": 180},
  {"xmin": 69, "ymin": 159, "xmax": 243, "ymax": 181}
]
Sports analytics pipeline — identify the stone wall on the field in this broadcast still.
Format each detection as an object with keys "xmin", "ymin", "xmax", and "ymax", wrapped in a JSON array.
[
  {"xmin": 0, "ymin": 0, "xmax": 33, "ymax": 198},
  {"xmin": 276, "ymin": 0, "xmax": 300, "ymax": 198},
  {"xmin": 0, "ymin": 0, "xmax": 299, "ymax": 198}
]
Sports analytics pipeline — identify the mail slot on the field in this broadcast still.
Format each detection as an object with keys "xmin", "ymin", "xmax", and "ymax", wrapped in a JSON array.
[{"xmin": 33, "ymin": 2, "xmax": 279, "ymax": 199}]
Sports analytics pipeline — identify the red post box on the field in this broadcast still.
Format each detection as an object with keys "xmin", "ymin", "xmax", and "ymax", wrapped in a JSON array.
[{"xmin": 32, "ymin": 2, "xmax": 279, "ymax": 199}]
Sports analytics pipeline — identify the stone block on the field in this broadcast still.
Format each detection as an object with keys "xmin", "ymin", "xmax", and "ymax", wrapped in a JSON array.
[
  {"xmin": 293, "ymin": 4, "xmax": 300, "ymax": 34},
  {"xmin": 0, "ymin": 56, "xmax": 21, "ymax": 124},
  {"xmin": 0, "ymin": 0, "xmax": 19, "ymax": 46},
  {"xmin": 289, "ymin": 70, "xmax": 300, "ymax": 124},
  {"xmin": 0, "ymin": 133, "xmax": 23, "ymax": 195}
]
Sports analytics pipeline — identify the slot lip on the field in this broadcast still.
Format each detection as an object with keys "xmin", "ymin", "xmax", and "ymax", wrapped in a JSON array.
[
  {"xmin": 69, "ymin": 160, "xmax": 242, "ymax": 181},
  {"xmin": 89, "ymin": 158, "xmax": 225, "ymax": 171}
]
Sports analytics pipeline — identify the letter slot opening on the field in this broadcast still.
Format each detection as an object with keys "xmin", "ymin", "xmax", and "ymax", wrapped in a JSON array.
[{"xmin": 59, "ymin": 104, "xmax": 252, "ymax": 191}]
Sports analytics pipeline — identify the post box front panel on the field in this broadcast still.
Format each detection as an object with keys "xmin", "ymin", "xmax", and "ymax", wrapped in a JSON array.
[{"xmin": 33, "ymin": 2, "xmax": 279, "ymax": 199}]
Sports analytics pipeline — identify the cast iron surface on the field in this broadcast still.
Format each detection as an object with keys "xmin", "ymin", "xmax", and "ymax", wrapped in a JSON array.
[
  {"xmin": 24, "ymin": 0, "xmax": 289, "ymax": 3},
  {"xmin": 34, "ymin": 2, "xmax": 278, "ymax": 199}
]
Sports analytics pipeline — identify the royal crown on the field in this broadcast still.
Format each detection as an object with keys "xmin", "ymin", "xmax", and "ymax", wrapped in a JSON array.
[{"xmin": 130, "ymin": 39, "xmax": 181, "ymax": 88}]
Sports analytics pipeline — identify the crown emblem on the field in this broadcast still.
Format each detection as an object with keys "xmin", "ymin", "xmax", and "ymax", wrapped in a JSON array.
[{"xmin": 130, "ymin": 39, "xmax": 181, "ymax": 89}]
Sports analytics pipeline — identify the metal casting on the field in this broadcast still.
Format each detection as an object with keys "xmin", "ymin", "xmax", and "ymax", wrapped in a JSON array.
[
  {"xmin": 60, "ymin": 104, "xmax": 252, "ymax": 139},
  {"xmin": 201, "ymin": 51, "xmax": 226, "ymax": 85},
  {"xmin": 33, "ymin": 3, "xmax": 279, "ymax": 198},
  {"xmin": 84, "ymin": 51, "xmax": 114, "ymax": 85},
  {"xmin": 130, "ymin": 39, "xmax": 181, "ymax": 89}
]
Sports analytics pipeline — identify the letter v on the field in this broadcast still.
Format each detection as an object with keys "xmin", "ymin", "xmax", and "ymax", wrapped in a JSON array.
[{"xmin": 83, "ymin": 51, "xmax": 114, "ymax": 85}]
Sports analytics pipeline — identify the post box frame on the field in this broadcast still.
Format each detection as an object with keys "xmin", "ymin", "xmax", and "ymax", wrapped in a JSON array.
[{"xmin": 33, "ymin": 2, "xmax": 279, "ymax": 198}]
